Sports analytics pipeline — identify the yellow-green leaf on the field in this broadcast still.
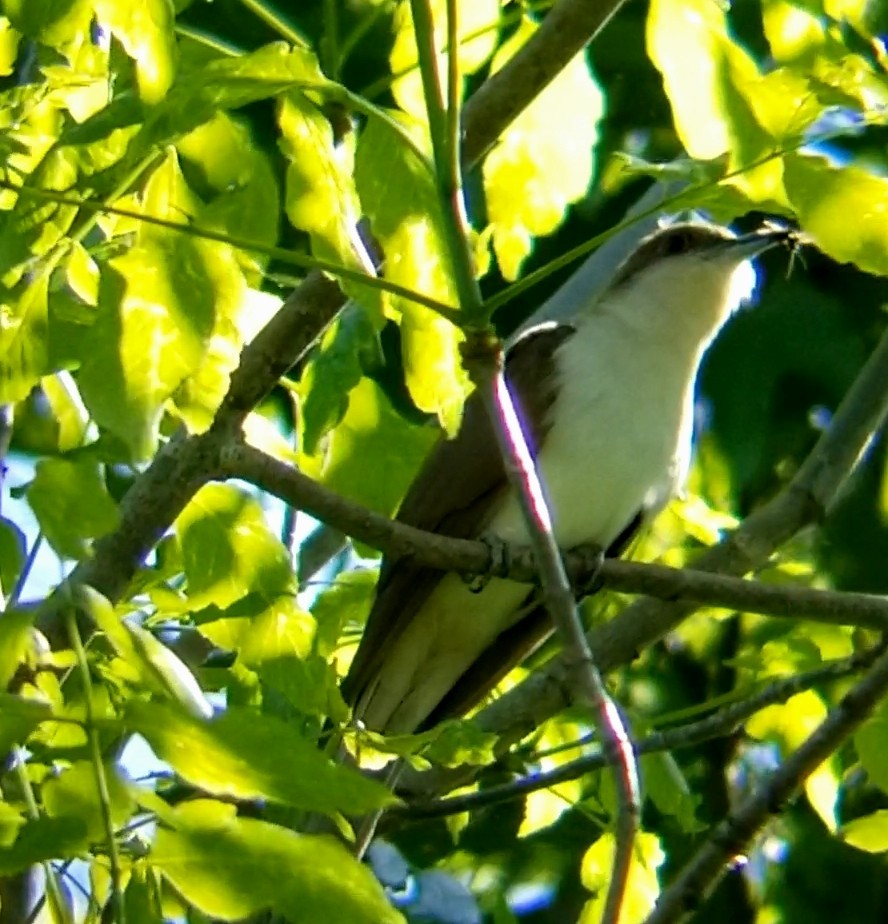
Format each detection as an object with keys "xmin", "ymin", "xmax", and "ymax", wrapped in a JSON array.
[
  {"xmin": 483, "ymin": 17, "xmax": 604, "ymax": 281},
  {"xmin": 842, "ymin": 810, "xmax": 888, "ymax": 853},
  {"xmin": 785, "ymin": 153, "xmax": 888, "ymax": 277},
  {"xmin": 580, "ymin": 831, "xmax": 664, "ymax": 924},
  {"xmin": 390, "ymin": 0, "xmax": 500, "ymax": 118},
  {"xmin": 152, "ymin": 800, "xmax": 403, "ymax": 923}
]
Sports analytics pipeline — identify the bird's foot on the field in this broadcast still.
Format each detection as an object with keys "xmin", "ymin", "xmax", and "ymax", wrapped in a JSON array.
[
  {"xmin": 462, "ymin": 533, "xmax": 511, "ymax": 592},
  {"xmin": 570, "ymin": 543, "xmax": 606, "ymax": 596}
]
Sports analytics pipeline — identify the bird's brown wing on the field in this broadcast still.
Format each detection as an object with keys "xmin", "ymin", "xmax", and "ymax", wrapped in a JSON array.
[
  {"xmin": 340, "ymin": 323, "xmax": 577, "ymax": 713},
  {"xmin": 423, "ymin": 509, "xmax": 644, "ymax": 728}
]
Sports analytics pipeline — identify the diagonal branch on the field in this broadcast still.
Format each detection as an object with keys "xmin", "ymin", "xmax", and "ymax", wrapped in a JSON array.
[
  {"xmin": 33, "ymin": 0, "xmax": 627, "ymax": 623},
  {"xmin": 393, "ymin": 643, "xmax": 885, "ymax": 820},
  {"xmin": 645, "ymin": 635, "xmax": 888, "ymax": 924}
]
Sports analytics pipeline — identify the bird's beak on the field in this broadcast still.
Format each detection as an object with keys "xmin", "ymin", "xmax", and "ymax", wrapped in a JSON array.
[{"xmin": 727, "ymin": 225, "xmax": 796, "ymax": 259}]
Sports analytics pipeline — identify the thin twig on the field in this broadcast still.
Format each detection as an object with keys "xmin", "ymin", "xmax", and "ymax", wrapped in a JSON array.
[
  {"xmin": 644, "ymin": 636, "xmax": 888, "ymax": 924},
  {"xmin": 395, "ymin": 643, "xmax": 885, "ymax": 819},
  {"xmin": 483, "ymin": 362, "xmax": 640, "ymax": 924},
  {"xmin": 64, "ymin": 608, "xmax": 126, "ymax": 924}
]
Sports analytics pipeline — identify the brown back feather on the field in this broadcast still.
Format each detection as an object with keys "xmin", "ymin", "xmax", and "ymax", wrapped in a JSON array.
[{"xmin": 340, "ymin": 323, "xmax": 577, "ymax": 711}]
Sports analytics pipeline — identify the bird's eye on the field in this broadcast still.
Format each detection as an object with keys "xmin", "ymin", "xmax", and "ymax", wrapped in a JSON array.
[{"xmin": 664, "ymin": 231, "xmax": 692, "ymax": 255}]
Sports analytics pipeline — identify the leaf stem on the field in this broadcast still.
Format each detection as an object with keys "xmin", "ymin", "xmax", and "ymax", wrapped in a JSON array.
[{"xmin": 64, "ymin": 608, "xmax": 126, "ymax": 924}]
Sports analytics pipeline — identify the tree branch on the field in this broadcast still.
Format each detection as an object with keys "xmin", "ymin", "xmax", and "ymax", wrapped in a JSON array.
[
  {"xmin": 394, "ymin": 643, "xmax": 885, "ymax": 820},
  {"xmin": 461, "ymin": 0, "xmax": 630, "ymax": 165},
  {"xmin": 219, "ymin": 439, "xmax": 888, "ymax": 632},
  {"xmin": 645, "ymin": 635, "xmax": 888, "ymax": 924}
]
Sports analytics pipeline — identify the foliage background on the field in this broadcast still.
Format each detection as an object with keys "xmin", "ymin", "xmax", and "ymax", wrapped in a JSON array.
[{"xmin": 1, "ymin": 0, "xmax": 888, "ymax": 922}]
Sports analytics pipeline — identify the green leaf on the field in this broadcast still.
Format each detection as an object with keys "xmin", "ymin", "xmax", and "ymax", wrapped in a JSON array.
[
  {"xmin": 2, "ymin": 0, "xmax": 93, "ymax": 45},
  {"xmin": 41, "ymin": 373, "xmax": 90, "ymax": 452},
  {"xmin": 856, "ymin": 702, "xmax": 888, "ymax": 794},
  {"xmin": 389, "ymin": 0, "xmax": 500, "ymax": 118},
  {"xmin": 94, "ymin": 0, "xmax": 175, "ymax": 104},
  {"xmin": 312, "ymin": 377, "xmax": 437, "ymax": 529},
  {"xmin": 298, "ymin": 305, "xmax": 382, "ymax": 454},
  {"xmin": 0, "ymin": 515, "xmax": 26, "ymax": 602},
  {"xmin": 125, "ymin": 622, "xmax": 213, "ymax": 719},
  {"xmin": 0, "ymin": 17, "xmax": 20, "ymax": 76},
  {"xmin": 77, "ymin": 153, "xmax": 222, "ymax": 458},
  {"xmin": 842, "ymin": 809, "xmax": 888, "ymax": 853},
  {"xmin": 26, "ymin": 456, "xmax": 120, "ymax": 560},
  {"xmin": 278, "ymin": 91, "xmax": 373, "ymax": 310},
  {"xmin": 127, "ymin": 701, "xmax": 395, "ymax": 815},
  {"xmin": 646, "ymin": 0, "xmax": 792, "ymax": 204},
  {"xmin": 309, "ymin": 568, "xmax": 378, "ymax": 657},
  {"xmin": 580, "ymin": 831, "xmax": 664, "ymax": 924},
  {"xmin": 42, "ymin": 759, "xmax": 136, "ymax": 843},
  {"xmin": 482, "ymin": 17, "xmax": 604, "ymax": 281},
  {"xmin": 647, "ymin": 0, "xmax": 761, "ymax": 160},
  {"xmin": 0, "ymin": 692, "xmax": 53, "ymax": 755},
  {"xmin": 640, "ymin": 752, "xmax": 703, "ymax": 833},
  {"xmin": 0, "ymin": 606, "xmax": 32, "ymax": 688},
  {"xmin": 175, "ymin": 483, "xmax": 293, "ymax": 609},
  {"xmin": 152, "ymin": 800, "xmax": 403, "ymax": 923},
  {"xmin": 747, "ymin": 689, "xmax": 838, "ymax": 830},
  {"xmin": 785, "ymin": 153, "xmax": 888, "ymax": 276},
  {"xmin": 124, "ymin": 861, "xmax": 165, "ymax": 924},
  {"xmin": 0, "ymin": 815, "xmax": 88, "ymax": 874},
  {"xmin": 175, "ymin": 111, "xmax": 281, "ymax": 284},
  {"xmin": 0, "ymin": 270, "xmax": 50, "ymax": 404},
  {"xmin": 136, "ymin": 43, "xmax": 326, "ymax": 155},
  {"xmin": 354, "ymin": 113, "xmax": 467, "ymax": 434}
]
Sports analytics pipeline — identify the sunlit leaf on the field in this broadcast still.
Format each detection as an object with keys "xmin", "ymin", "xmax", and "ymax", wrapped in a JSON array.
[
  {"xmin": 580, "ymin": 831, "xmax": 664, "ymax": 924},
  {"xmin": 26, "ymin": 456, "xmax": 119, "ymax": 559},
  {"xmin": 127, "ymin": 701, "xmax": 395, "ymax": 815},
  {"xmin": 0, "ymin": 605, "xmax": 31, "ymax": 687},
  {"xmin": 355, "ymin": 112, "xmax": 467, "ymax": 433},
  {"xmin": 313, "ymin": 377, "xmax": 437, "ymax": 531},
  {"xmin": 137, "ymin": 43, "xmax": 326, "ymax": 154},
  {"xmin": 483, "ymin": 17, "xmax": 604, "ymax": 281},
  {"xmin": 175, "ymin": 483, "xmax": 293, "ymax": 609},
  {"xmin": 2, "ymin": 0, "xmax": 92, "ymax": 45},
  {"xmin": 0, "ymin": 16, "xmax": 20, "ymax": 76},
  {"xmin": 747, "ymin": 690, "xmax": 838, "ymax": 830},
  {"xmin": 42, "ymin": 759, "xmax": 135, "ymax": 843},
  {"xmin": 842, "ymin": 809, "xmax": 888, "ymax": 853},
  {"xmin": 785, "ymin": 153, "xmax": 888, "ymax": 276},
  {"xmin": 0, "ymin": 270, "xmax": 50, "ymax": 404},
  {"xmin": 152, "ymin": 800, "xmax": 403, "ymax": 923},
  {"xmin": 78, "ymin": 243, "xmax": 212, "ymax": 457},
  {"xmin": 515, "ymin": 718, "xmax": 584, "ymax": 838},
  {"xmin": 0, "ymin": 692, "xmax": 53, "ymax": 756},
  {"xmin": 95, "ymin": 0, "xmax": 176, "ymax": 104},
  {"xmin": 125, "ymin": 622, "xmax": 214, "ymax": 719},
  {"xmin": 176, "ymin": 112, "xmax": 280, "ymax": 284},
  {"xmin": 278, "ymin": 91, "xmax": 378, "ymax": 315},
  {"xmin": 390, "ymin": 0, "xmax": 500, "ymax": 117},
  {"xmin": 647, "ymin": 0, "xmax": 760, "ymax": 160}
]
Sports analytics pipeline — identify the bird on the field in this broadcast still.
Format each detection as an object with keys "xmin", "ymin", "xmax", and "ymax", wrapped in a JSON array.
[{"xmin": 341, "ymin": 220, "xmax": 790, "ymax": 737}]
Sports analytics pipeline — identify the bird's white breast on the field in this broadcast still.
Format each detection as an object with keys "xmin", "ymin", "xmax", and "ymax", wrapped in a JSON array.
[{"xmin": 489, "ymin": 310, "xmax": 698, "ymax": 550}]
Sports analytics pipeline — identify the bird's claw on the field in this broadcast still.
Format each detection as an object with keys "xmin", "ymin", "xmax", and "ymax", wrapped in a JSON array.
[{"xmin": 462, "ymin": 534, "xmax": 510, "ymax": 592}]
